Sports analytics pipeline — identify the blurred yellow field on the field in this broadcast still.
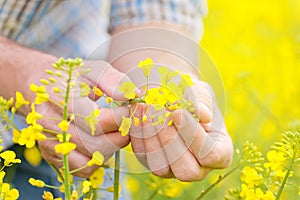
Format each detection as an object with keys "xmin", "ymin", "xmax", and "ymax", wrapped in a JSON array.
[
  {"xmin": 201, "ymin": 0, "xmax": 300, "ymax": 147},
  {"xmin": 128, "ymin": 1, "xmax": 300, "ymax": 199}
]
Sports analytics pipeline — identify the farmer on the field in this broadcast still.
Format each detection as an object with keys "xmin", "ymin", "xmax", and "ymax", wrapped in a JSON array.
[{"xmin": 0, "ymin": 0, "xmax": 233, "ymax": 199}]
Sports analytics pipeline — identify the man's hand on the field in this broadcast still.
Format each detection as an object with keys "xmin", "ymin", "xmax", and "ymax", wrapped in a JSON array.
[
  {"xmin": 129, "ymin": 80, "xmax": 233, "ymax": 181},
  {"xmin": 35, "ymin": 60, "xmax": 134, "ymax": 178}
]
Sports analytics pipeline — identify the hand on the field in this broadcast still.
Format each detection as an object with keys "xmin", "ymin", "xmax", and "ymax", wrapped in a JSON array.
[
  {"xmin": 130, "ymin": 80, "xmax": 233, "ymax": 181},
  {"xmin": 37, "ymin": 60, "xmax": 133, "ymax": 178}
]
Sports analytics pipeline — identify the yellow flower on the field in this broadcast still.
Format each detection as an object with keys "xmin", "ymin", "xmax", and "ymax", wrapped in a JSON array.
[
  {"xmin": 105, "ymin": 97, "xmax": 113, "ymax": 103},
  {"xmin": 89, "ymin": 167, "xmax": 105, "ymax": 188},
  {"xmin": 26, "ymin": 104, "xmax": 43, "ymax": 125},
  {"xmin": 264, "ymin": 150, "xmax": 286, "ymax": 171},
  {"xmin": 30, "ymin": 83, "xmax": 49, "ymax": 104},
  {"xmin": 82, "ymin": 180, "xmax": 91, "ymax": 194},
  {"xmin": 15, "ymin": 91, "xmax": 29, "ymax": 109},
  {"xmin": 57, "ymin": 168, "xmax": 73, "ymax": 184},
  {"xmin": 56, "ymin": 133, "xmax": 71, "ymax": 143},
  {"xmin": 35, "ymin": 93, "xmax": 49, "ymax": 104},
  {"xmin": 0, "ymin": 150, "xmax": 21, "ymax": 166},
  {"xmin": 87, "ymin": 151, "xmax": 104, "ymax": 166},
  {"xmin": 0, "ymin": 171, "xmax": 6, "ymax": 184},
  {"xmin": 28, "ymin": 178, "xmax": 45, "ymax": 188},
  {"xmin": 240, "ymin": 166, "xmax": 263, "ymax": 188},
  {"xmin": 42, "ymin": 191, "xmax": 54, "ymax": 200},
  {"xmin": 256, "ymin": 188, "xmax": 275, "ymax": 200},
  {"xmin": 138, "ymin": 58, "xmax": 154, "ymax": 77},
  {"xmin": 0, "ymin": 183, "xmax": 19, "ymax": 200},
  {"xmin": 178, "ymin": 73, "xmax": 194, "ymax": 91},
  {"xmin": 42, "ymin": 191, "xmax": 62, "ymax": 200},
  {"xmin": 80, "ymin": 82, "xmax": 91, "ymax": 97},
  {"xmin": 106, "ymin": 186, "xmax": 114, "ymax": 192},
  {"xmin": 49, "ymin": 77, "xmax": 56, "ymax": 83},
  {"xmin": 92, "ymin": 86, "xmax": 103, "ymax": 97},
  {"xmin": 52, "ymin": 87, "xmax": 61, "ymax": 94},
  {"xmin": 106, "ymin": 186, "xmax": 121, "ymax": 196},
  {"xmin": 85, "ymin": 109, "xmax": 101, "ymax": 136},
  {"xmin": 12, "ymin": 129, "xmax": 20, "ymax": 144},
  {"xmin": 55, "ymin": 142, "xmax": 76, "ymax": 155},
  {"xmin": 152, "ymin": 116, "xmax": 166, "ymax": 126},
  {"xmin": 168, "ymin": 120, "xmax": 173, "ymax": 126},
  {"xmin": 40, "ymin": 79, "xmax": 50, "ymax": 85},
  {"xmin": 24, "ymin": 146, "xmax": 42, "ymax": 167},
  {"xmin": 160, "ymin": 82, "xmax": 182, "ymax": 103},
  {"xmin": 168, "ymin": 104, "xmax": 180, "ymax": 110},
  {"xmin": 119, "ymin": 117, "xmax": 132, "ymax": 136},
  {"xmin": 142, "ymin": 115, "xmax": 148, "ymax": 122},
  {"xmin": 18, "ymin": 124, "xmax": 46, "ymax": 148},
  {"xmin": 133, "ymin": 117, "xmax": 140, "ymax": 126},
  {"xmin": 71, "ymin": 190, "xmax": 78, "ymax": 200},
  {"xmin": 58, "ymin": 120, "xmax": 69, "ymax": 132},
  {"xmin": 118, "ymin": 81, "xmax": 137, "ymax": 99},
  {"xmin": 240, "ymin": 184, "xmax": 255, "ymax": 199},
  {"xmin": 0, "ymin": 97, "xmax": 13, "ymax": 112},
  {"xmin": 158, "ymin": 66, "xmax": 178, "ymax": 86},
  {"xmin": 145, "ymin": 88, "xmax": 168, "ymax": 108},
  {"xmin": 30, "ymin": 83, "xmax": 46, "ymax": 93}
]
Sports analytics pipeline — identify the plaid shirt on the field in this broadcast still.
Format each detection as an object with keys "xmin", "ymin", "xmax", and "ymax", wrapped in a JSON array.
[{"xmin": 0, "ymin": 0, "xmax": 207, "ymax": 58}]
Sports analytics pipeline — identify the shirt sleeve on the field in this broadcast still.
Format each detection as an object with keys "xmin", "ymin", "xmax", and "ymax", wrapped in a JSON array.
[{"xmin": 109, "ymin": 0, "xmax": 208, "ymax": 40}]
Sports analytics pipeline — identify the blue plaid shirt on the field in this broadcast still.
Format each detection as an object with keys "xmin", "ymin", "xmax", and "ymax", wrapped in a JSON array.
[{"xmin": 0, "ymin": 0, "xmax": 207, "ymax": 58}]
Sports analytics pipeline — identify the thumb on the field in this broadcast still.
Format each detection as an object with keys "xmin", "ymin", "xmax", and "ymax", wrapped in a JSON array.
[
  {"xmin": 189, "ymin": 80, "xmax": 213, "ymax": 123},
  {"xmin": 81, "ymin": 60, "xmax": 140, "ymax": 101}
]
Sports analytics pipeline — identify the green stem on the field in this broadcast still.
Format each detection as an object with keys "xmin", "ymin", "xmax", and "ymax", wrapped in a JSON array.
[
  {"xmin": 196, "ymin": 165, "xmax": 240, "ymax": 200},
  {"xmin": 61, "ymin": 66, "xmax": 73, "ymax": 200},
  {"xmin": 69, "ymin": 164, "xmax": 88, "ymax": 174},
  {"xmin": 44, "ymin": 184, "xmax": 60, "ymax": 190},
  {"xmin": 147, "ymin": 189, "xmax": 158, "ymax": 200},
  {"xmin": 1, "ymin": 111, "xmax": 20, "ymax": 132},
  {"xmin": 113, "ymin": 151, "xmax": 120, "ymax": 200},
  {"xmin": 48, "ymin": 99, "xmax": 64, "ymax": 109},
  {"xmin": 48, "ymin": 163, "xmax": 64, "ymax": 183},
  {"xmin": 275, "ymin": 149, "xmax": 296, "ymax": 200}
]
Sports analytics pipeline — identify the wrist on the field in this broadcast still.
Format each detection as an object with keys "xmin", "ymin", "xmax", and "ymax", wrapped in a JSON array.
[
  {"xmin": 0, "ymin": 36, "xmax": 57, "ymax": 113},
  {"xmin": 108, "ymin": 27, "xmax": 200, "ymax": 77}
]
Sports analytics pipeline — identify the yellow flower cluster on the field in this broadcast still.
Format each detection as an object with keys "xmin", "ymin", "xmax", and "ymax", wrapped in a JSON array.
[
  {"xmin": 0, "ymin": 141, "xmax": 20, "ymax": 200},
  {"xmin": 117, "ymin": 58, "xmax": 197, "ymax": 136},
  {"xmin": 226, "ymin": 132, "xmax": 300, "ymax": 199}
]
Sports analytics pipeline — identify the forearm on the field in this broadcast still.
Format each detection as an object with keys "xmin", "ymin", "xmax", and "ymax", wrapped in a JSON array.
[
  {"xmin": 108, "ymin": 23, "xmax": 200, "ymax": 77},
  {"xmin": 0, "ymin": 35, "xmax": 57, "ymax": 112}
]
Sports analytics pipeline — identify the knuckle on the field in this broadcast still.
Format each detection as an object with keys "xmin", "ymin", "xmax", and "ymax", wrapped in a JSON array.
[
  {"xmin": 151, "ymin": 168, "xmax": 171, "ymax": 178},
  {"xmin": 175, "ymin": 166, "xmax": 202, "ymax": 182},
  {"xmin": 159, "ymin": 131, "xmax": 177, "ymax": 147},
  {"xmin": 76, "ymin": 167, "xmax": 95, "ymax": 178},
  {"xmin": 200, "ymin": 144, "xmax": 233, "ymax": 169}
]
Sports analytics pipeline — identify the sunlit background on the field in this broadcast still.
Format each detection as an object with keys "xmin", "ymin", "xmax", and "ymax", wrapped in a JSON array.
[{"xmin": 128, "ymin": 0, "xmax": 300, "ymax": 199}]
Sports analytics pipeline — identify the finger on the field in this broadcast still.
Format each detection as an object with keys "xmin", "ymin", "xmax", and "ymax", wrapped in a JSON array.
[
  {"xmin": 72, "ymin": 96, "xmax": 129, "ymax": 135},
  {"xmin": 39, "ymin": 141, "xmax": 97, "ymax": 178},
  {"xmin": 38, "ymin": 104, "xmax": 129, "ymax": 157},
  {"xmin": 143, "ymin": 106, "xmax": 173, "ymax": 178},
  {"xmin": 81, "ymin": 61, "xmax": 140, "ymax": 101},
  {"xmin": 129, "ymin": 104, "xmax": 148, "ymax": 168},
  {"xmin": 187, "ymin": 80, "xmax": 213, "ymax": 123},
  {"xmin": 157, "ymin": 125, "xmax": 211, "ymax": 181},
  {"xmin": 172, "ymin": 109, "xmax": 233, "ymax": 169},
  {"xmin": 71, "ymin": 125, "xmax": 130, "ymax": 159}
]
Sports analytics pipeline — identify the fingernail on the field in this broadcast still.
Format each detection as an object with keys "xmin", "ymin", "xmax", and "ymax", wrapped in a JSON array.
[
  {"xmin": 198, "ymin": 103, "xmax": 212, "ymax": 120},
  {"xmin": 134, "ymin": 88, "xmax": 142, "ymax": 97},
  {"xmin": 173, "ymin": 110, "xmax": 186, "ymax": 128}
]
